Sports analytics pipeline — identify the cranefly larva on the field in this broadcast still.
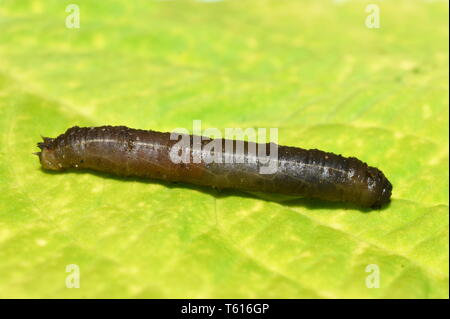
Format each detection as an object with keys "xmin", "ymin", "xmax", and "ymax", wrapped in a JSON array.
[{"xmin": 36, "ymin": 126, "xmax": 392, "ymax": 208}]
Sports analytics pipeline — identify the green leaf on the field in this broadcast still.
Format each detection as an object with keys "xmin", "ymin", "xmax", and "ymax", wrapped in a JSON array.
[{"xmin": 0, "ymin": 0, "xmax": 448, "ymax": 298}]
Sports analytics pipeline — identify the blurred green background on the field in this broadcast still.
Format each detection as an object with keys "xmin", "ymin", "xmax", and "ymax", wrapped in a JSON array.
[{"xmin": 0, "ymin": 0, "xmax": 448, "ymax": 298}]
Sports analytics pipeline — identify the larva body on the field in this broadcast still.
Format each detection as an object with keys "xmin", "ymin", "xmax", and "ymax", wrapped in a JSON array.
[{"xmin": 36, "ymin": 126, "xmax": 392, "ymax": 208}]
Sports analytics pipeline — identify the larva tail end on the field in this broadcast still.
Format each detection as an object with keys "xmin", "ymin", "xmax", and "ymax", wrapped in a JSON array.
[
  {"xmin": 37, "ymin": 137, "xmax": 54, "ymax": 150},
  {"xmin": 36, "ymin": 136, "xmax": 63, "ymax": 171}
]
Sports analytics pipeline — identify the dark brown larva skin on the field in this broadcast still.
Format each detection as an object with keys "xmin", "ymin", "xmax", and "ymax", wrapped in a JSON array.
[{"xmin": 36, "ymin": 126, "xmax": 392, "ymax": 208}]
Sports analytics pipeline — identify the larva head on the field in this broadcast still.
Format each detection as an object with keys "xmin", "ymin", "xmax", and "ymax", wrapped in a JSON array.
[
  {"xmin": 367, "ymin": 167, "xmax": 393, "ymax": 208},
  {"xmin": 36, "ymin": 137, "xmax": 64, "ymax": 171}
]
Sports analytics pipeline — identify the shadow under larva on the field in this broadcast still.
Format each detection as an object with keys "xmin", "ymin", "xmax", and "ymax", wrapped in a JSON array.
[{"xmin": 35, "ymin": 126, "xmax": 393, "ymax": 209}]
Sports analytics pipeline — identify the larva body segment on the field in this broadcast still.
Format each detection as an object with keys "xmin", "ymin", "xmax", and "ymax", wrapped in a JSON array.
[{"xmin": 36, "ymin": 126, "xmax": 392, "ymax": 208}]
